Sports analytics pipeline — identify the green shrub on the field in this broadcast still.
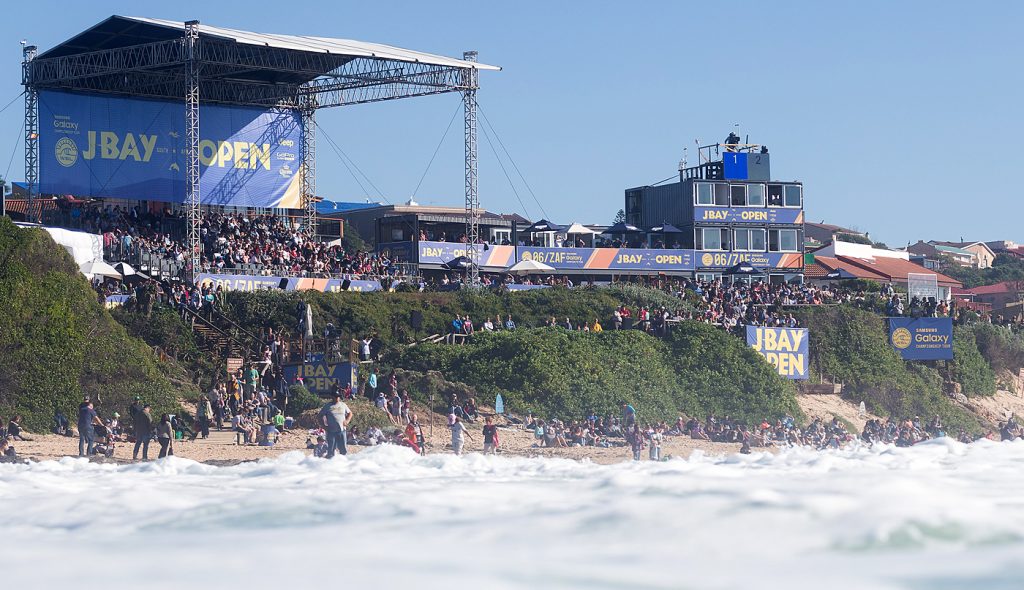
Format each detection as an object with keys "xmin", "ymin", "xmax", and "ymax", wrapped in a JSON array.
[
  {"xmin": 951, "ymin": 326, "xmax": 996, "ymax": 396},
  {"xmin": 289, "ymin": 384, "xmax": 322, "ymax": 413}
]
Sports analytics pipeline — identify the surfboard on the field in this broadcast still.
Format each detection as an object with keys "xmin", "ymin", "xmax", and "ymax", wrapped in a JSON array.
[{"xmin": 495, "ymin": 394, "xmax": 504, "ymax": 415}]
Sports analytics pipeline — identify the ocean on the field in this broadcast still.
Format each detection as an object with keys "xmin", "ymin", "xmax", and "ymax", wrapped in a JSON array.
[{"xmin": 2, "ymin": 438, "xmax": 1022, "ymax": 589}]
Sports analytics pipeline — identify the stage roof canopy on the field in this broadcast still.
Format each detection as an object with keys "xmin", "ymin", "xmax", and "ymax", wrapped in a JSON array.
[{"xmin": 29, "ymin": 15, "xmax": 499, "ymax": 108}]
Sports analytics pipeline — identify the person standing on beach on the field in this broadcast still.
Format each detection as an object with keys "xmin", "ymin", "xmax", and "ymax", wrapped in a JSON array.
[
  {"xmin": 482, "ymin": 416, "xmax": 499, "ymax": 454},
  {"xmin": 318, "ymin": 391, "xmax": 352, "ymax": 458},
  {"xmin": 156, "ymin": 414, "xmax": 174, "ymax": 458},
  {"xmin": 132, "ymin": 404, "xmax": 153, "ymax": 461},
  {"xmin": 450, "ymin": 416, "xmax": 473, "ymax": 455},
  {"xmin": 77, "ymin": 397, "xmax": 103, "ymax": 457},
  {"xmin": 409, "ymin": 413, "xmax": 426, "ymax": 455}
]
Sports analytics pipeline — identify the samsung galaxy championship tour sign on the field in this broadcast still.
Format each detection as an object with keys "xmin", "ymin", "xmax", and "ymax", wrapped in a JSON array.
[{"xmin": 888, "ymin": 317, "xmax": 954, "ymax": 361}]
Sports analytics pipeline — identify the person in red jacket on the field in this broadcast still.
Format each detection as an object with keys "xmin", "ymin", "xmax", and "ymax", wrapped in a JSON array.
[{"xmin": 483, "ymin": 416, "xmax": 499, "ymax": 454}]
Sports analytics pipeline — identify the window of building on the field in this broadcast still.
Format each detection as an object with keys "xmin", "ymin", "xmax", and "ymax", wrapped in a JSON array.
[
  {"xmin": 767, "ymin": 184, "xmax": 784, "ymax": 207},
  {"xmin": 747, "ymin": 184, "xmax": 765, "ymax": 207},
  {"xmin": 697, "ymin": 227, "xmax": 730, "ymax": 251},
  {"xmin": 768, "ymin": 229, "xmax": 799, "ymax": 252},
  {"xmin": 714, "ymin": 183, "xmax": 730, "ymax": 207},
  {"xmin": 490, "ymin": 229, "xmax": 510, "ymax": 244},
  {"xmin": 695, "ymin": 182, "xmax": 714, "ymax": 205},
  {"xmin": 784, "ymin": 185, "xmax": 803, "ymax": 207},
  {"xmin": 734, "ymin": 228, "xmax": 766, "ymax": 251},
  {"xmin": 730, "ymin": 184, "xmax": 747, "ymax": 207},
  {"xmin": 696, "ymin": 272, "xmax": 719, "ymax": 281}
]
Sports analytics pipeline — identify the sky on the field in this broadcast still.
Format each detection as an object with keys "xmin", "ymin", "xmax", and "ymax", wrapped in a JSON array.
[{"xmin": 2, "ymin": 0, "xmax": 1022, "ymax": 246}]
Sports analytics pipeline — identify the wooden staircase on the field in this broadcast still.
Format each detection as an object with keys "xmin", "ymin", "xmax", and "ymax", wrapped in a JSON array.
[{"xmin": 184, "ymin": 307, "xmax": 263, "ymax": 364}]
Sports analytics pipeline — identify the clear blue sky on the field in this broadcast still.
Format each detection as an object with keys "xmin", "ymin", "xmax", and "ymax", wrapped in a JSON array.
[{"xmin": 2, "ymin": 1, "xmax": 1022, "ymax": 246}]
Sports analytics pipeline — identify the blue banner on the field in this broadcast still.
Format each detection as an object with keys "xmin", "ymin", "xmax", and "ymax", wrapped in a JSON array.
[
  {"xmin": 104, "ymin": 294, "xmax": 131, "ymax": 308},
  {"xmin": 39, "ymin": 90, "xmax": 302, "ymax": 208},
  {"xmin": 694, "ymin": 207, "xmax": 803, "ymax": 225},
  {"xmin": 417, "ymin": 242, "xmax": 516, "ymax": 268},
  {"xmin": 517, "ymin": 247, "xmax": 695, "ymax": 272},
  {"xmin": 505, "ymin": 284, "xmax": 550, "ymax": 291},
  {"xmin": 695, "ymin": 251, "xmax": 803, "ymax": 270},
  {"xmin": 888, "ymin": 317, "xmax": 954, "ymax": 360},
  {"xmin": 283, "ymin": 361, "xmax": 357, "ymax": 395},
  {"xmin": 746, "ymin": 326, "xmax": 809, "ymax": 380},
  {"xmin": 195, "ymin": 273, "xmax": 383, "ymax": 293}
]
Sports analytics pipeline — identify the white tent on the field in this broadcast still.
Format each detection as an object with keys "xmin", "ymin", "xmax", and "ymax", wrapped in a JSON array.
[
  {"xmin": 112, "ymin": 262, "xmax": 137, "ymax": 277},
  {"xmin": 79, "ymin": 261, "xmax": 122, "ymax": 280},
  {"xmin": 564, "ymin": 223, "xmax": 597, "ymax": 235},
  {"xmin": 506, "ymin": 259, "xmax": 555, "ymax": 274}
]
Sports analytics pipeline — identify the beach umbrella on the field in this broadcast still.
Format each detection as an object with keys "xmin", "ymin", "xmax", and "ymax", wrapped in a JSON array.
[
  {"xmin": 442, "ymin": 255, "xmax": 475, "ymax": 270},
  {"xmin": 602, "ymin": 221, "xmax": 644, "ymax": 235},
  {"xmin": 122, "ymin": 270, "xmax": 152, "ymax": 284},
  {"xmin": 506, "ymin": 259, "xmax": 555, "ymax": 275},
  {"xmin": 112, "ymin": 262, "xmax": 137, "ymax": 277},
  {"xmin": 723, "ymin": 261, "xmax": 761, "ymax": 276},
  {"xmin": 523, "ymin": 219, "xmax": 565, "ymax": 233},
  {"xmin": 824, "ymin": 268, "xmax": 858, "ymax": 281},
  {"xmin": 79, "ymin": 261, "xmax": 121, "ymax": 279}
]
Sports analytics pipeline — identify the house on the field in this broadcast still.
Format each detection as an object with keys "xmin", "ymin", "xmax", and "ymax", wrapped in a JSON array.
[
  {"xmin": 986, "ymin": 240, "xmax": 1024, "ymax": 260},
  {"xmin": 806, "ymin": 240, "xmax": 961, "ymax": 300},
  {"xmin": 906, "ymin": 240, "xmax": 978, "ymax": 268},
  {"xmin": 930, "ymin": 241, "xmax": 996, "ymax": 269},
  {"xmin": 804, "ymin": 222, "xmax": 869, "ymax": 246},
  {"xmin": 958, "ymin": 281, "xmax": 1024, "ymax": 312}
]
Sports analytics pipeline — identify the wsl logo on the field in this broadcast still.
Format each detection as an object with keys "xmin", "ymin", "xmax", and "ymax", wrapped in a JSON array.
[
  {"xmin": 55, "ymin": 137, "xmax": 78, "ymax": 168},
  {"xmin": 891, "ymin": 327, "xmax": 912, "ymax": 349}
]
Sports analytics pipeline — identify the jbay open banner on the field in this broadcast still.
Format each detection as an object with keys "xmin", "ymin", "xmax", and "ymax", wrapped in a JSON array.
[
  {"xmin": 417, "ymin": 242, "xmax": 515, "ymax": 268},
  {"xmin": 888, "ymin": 317, "xmax": 954, "ymax": 360},
  {"xmin": 694, "ymin": 207, "xmax": 803, "ymax": 225},
  {"xmin": 195, "ymin": 273, "xmax": 382, "ymax": 293},
  {"xmin": 746, "ymin": 326, "xmax": 809, "ymax": 380},
  {"xmin": 282, "ymin": 360, "xmax": 357, "ymax": 395},
  {"xmin": 39, "ymin": 90, "xmax": 302, "ymax": 208},
  {"xmin": 517, "ymin": 247, "xmax": 695, "ymax": 272}
]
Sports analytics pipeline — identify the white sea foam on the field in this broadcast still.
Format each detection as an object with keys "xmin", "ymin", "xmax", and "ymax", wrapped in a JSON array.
[{"xmin": 2, "ymin": 439, "xmax": 1024, "ymax": 589}]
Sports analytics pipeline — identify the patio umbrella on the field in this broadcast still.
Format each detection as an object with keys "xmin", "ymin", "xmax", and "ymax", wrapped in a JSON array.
[
  {"xmin": 442, "ymin": 256, "xmax": 475, "ymax": 270},
  {"xmin": 723, "ymin": 261, "xmax": 761, "ymax": 276},
  {"xmin": 602, "ymin": 221, "xmax": 644, "ymax": 235},
  {"xmin": 506, "ymin": 259, "xmax": 555, "ymax": 275},
  {"xmin": 79, "ymin": 261, "xmax": 121, "ymax": 279},
  {"xmin": 824, "ymin": 268, "xmax": 858, "ymax": 280},
  {"xmin": 122, "ymin": 270, "xmax": 152, "ymax": 284},
  {"xmin": 523, "ymin": 219, "xmax": 565, "ymax": 233},
  {"xmin": 564, "ymin": 222, "xmax": 597, "ymax": 235},
  {"xmin": 112, "ymin": 262, "xmax": 137, "ymax": 277},
  {"xmin": 650, "ymin": 223, "xmax": 685, "ymax": 234}
]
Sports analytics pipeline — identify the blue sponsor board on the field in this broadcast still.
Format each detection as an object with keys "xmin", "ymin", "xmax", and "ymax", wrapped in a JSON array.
[
  {"xmin": 39, "ymin": 90, "xmax": 302, "ymax": 208},
  {"xmin": 888, "ymin": 317, "xmax": 954, "ymax": 360},
  {"xmin": 746, "ymin": 326, "xmax": 809, "ymax": 380},
  {"xmin": 506, "ymin": 284, "xmax": 550, "ymax": 291},
  {"xmin": 195, "ymin": 273, "xmax": 383, "ymax": 292},
  {"xmin": 693, "ymin": 207, "xmax": 802, "ymax": 224},
  {"xmin": 695, "ymin": 251, "xmax": 802, "ymax": 270},
  {"xmin": 283, "ymin": 360, "xmax": 357, "ymax": 395}
]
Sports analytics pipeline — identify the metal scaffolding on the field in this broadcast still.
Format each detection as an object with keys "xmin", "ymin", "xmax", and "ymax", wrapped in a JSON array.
[
  {"xmin": 184, "ymin": 21, "xmax": 201, "ymax": 282},
  {"xmin": 23, "ymin": 16, "xmax": 496, "ymax": 284},
  {"xmin": 462, "ymin": 51, "xmax": 480, "ymax": 286},
  {"xmin": 22, "ymin": 45, "xmax": 37, "ymax": 223},
  {"xmin": 300, "ymin": 95, "xmax": 318, "ymax": 239}
]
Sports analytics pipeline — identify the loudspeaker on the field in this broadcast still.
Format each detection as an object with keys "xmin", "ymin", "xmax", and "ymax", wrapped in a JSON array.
[
  {"xmin": 410, "ymin": 310, "xmax": 423, "ymax": 330},
  {"xmin": 278, "ymin": 278, "xmax": 289, "ymax": 290},
  {"xmin": 340, "ymin": 279, "xmax": 351, "ymax": 291}
]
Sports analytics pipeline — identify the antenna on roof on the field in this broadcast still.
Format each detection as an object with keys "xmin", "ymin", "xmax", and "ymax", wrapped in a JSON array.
[{"xmin": 678, "ymin": 147, "xmax": 688, "ymax": 171}]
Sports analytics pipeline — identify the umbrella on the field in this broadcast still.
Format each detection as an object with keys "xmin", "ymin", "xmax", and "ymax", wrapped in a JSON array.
[
  {"xmin": 564, "ymin": 222, "xmax": 597, "ymax": 235},
  {"xmin": 506, "ymin": 259, "xmax": 555, "ymax": 275},
  {"xmin": 79, "ymin": 261, "xmax": 121, "ymax": 279},
  {"xmin": 824, "ymin": 268, "xmax": 858, "ymax": 281},
  {"xmin": 112, "ymin": 262, "xmax": 137, "ymax": 277},
  {"xmin": 602, "ymin": 221, "xmax": 644, "ymax": 235},
  {"xmin": 723, "ymin": 261, "xmax": 762, "ymax": 276},
  {"xmin": 523, "ymin": 219, "xmax": 565, "ymax": 233},
  {"xmin": 442, "ymin": 256, "xmax": 475, "ymax": 270},
  {"xmin": 122, "ymin": 270, "xmax": 152, "ymax": 284},
  {"xmin": 650, "ymin": 223, "xmax": 685, "ymax": 233}
]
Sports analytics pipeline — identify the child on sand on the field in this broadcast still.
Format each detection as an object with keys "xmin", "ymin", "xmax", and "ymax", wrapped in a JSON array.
[
  {"xmin": 483, "ymin": 416, "xmax": 499, "ymax": 454},
  {"xmin": 649, "ymin": 426, "xmax": 663, "ymax": 461}
]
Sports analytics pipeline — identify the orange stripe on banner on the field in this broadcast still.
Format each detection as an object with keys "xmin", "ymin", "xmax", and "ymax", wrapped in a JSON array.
[
  {"xmin": 585, "ymin": 248, "xmax": 618, "ymax": 269},
  {"xmin": 487, "ymin": 245, "xmax": 514, "ymax": 267},
  {"xmin": 795, "ymin": 211, "xmax": 804, "ymax": 224},
  {"xmin": 294, "ymin": 278, "xmax": 312, "ymax": 291},
  {"xmin": 780, "ymin": 254, "xmax": 802, "ymax": 268}
]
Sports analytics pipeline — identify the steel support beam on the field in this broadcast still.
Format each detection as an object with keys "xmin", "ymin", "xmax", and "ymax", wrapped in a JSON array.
[
  {"xmin": 23, "ymin": 45, "xmax": 38, "ymax": 222},
  {"xmin": 184, "ymin": 21, "xmax": 201, "ymax": 282},
  {"xmin": 462, "ymin": 51, "xmax": 480, "ymax": 286},
  {"xmin": 300, "ymin": 94, "xmax": 317, "ymax": 239}
]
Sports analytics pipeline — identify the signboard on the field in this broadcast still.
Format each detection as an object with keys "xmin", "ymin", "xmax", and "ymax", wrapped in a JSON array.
[
  {"xmin": 39, "ymin": 90, "xmax": 302, "ymax": 208},
  {"xmin": 195, "ymin": 273, "xmax": 383, "ymax": 293},
  {"xmin": 693, "ymin": 206, "xmax": 803, "ymax": 225},
  {"xmin": 282, "ymin": 361, "xmax": 357, "ymax": 395},
  {"xmin": 417, "ymin": 242, "xmax": 516, "ymax": 268},
  {"xmin": 723, "ymin": 152, "xmax": 770, "ymax": 181},
  {"xmin": 696, "ymin": 251, "xmax": 803, "ymax": 270},
  {"xmin": 888, "ymin": 317, "xmax": 954, "ymax": 360},
  {"xmin": 907, "ymin": 273, "xmax": 939, "ymax": 301},
  {"xmin": 747, "ymin": 326, "xmax": 809, "ymax": 380},
  {"xmin": 517, "ymin": 247, "xmax": 694, "ymax": 272}
]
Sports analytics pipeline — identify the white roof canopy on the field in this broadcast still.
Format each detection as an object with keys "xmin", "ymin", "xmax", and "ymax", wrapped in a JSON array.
[{"xmin": 565, "ymin": 223, "xmax": 598, "ymax": 235}]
